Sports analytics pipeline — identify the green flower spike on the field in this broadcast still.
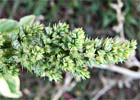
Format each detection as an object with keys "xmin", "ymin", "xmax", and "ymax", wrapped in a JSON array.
[{"xmin": 0, "ymin": 22, "xmax": 137, "ymax": 81}]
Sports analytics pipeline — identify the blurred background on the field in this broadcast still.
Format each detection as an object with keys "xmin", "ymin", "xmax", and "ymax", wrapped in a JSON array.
[{"xmin": 0, "ymin": 0, "xmax": 140, "ymax": 100}]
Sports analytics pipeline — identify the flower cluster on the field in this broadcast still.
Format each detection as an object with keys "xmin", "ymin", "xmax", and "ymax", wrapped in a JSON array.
[
  {"xmin": 0, "ymin": 32, "xmax": 19, "ymax": 76},
  {"xmin": 0, "ymin": 22, "xmax": 137, "ymax": 81},
  {"xmin": 83, "ymin": 38, "xmax": 136, "ymax": 65}
]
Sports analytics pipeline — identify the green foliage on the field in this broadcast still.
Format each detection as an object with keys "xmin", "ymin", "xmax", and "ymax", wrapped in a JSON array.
[
  {"xmin": 0, "ymin": 16, "xmax": 137, "ymax": 81},
  {"xmin": 19, "ymin": 15, "xmax": 36, "ymax": 26},
  {"xmin": 0, "ymin": 75, "xmax": 22, "ymax": 98},
  {"xmin": 0, "ymin": 15, "xmax": 36, "ymax": 98},
  {"xmin": 0, "ymin": 19, "xmax": 19, "ymax": 33},
  {"xmin": 84, "ymin": 38, "xmax": 136, "ymax": 64},
  {"xmin": 0, "ymin": 25, "xmax": 19, "ymax": 76}
]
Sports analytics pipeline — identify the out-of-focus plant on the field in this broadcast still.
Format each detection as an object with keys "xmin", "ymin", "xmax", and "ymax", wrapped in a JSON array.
[{"xmin": 0, "ymin": 15, "xmax": 137, "ymax": 98}]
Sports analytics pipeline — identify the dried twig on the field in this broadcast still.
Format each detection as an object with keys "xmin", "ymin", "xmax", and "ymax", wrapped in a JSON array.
[
  {"xmin": 92, "ymin": 79, "xmax": 117, "ymax": 100},
  {"xmin": 93, "ymin": 64, "xmax": 140, "ymax": 79},
  {"xmin": 91, "ymin": 77, "xmax": 133, "ymax": 100},
  {"xmin": 125, "ymin": 56, "xmax": 140, "ymax": 68},
  {"xmin": 52, "ymin": 73, "xmax": 79, "ymax": 100},
  {"xmin": 110, "ymin": 0, "xmax": 125, "ymax": 39}
]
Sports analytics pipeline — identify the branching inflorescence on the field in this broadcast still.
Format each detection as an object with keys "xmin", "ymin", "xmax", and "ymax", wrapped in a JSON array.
[{"xmin": 0, "ymin": 18, "xmax": 137, "ymax": 81}]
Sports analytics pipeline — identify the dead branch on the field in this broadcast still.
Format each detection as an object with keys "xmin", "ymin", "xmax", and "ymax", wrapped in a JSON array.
[
  {"xmin": 110, "ymin": 0, "xmax": 125, "ymax": 39},
  {"xmin": 91, "ymin": 77, "xmax": 134, "ymax": 100},
  {"xmin": 93, "ymin": 64, "xmax": 140, "ymax": 79},
  {"xmin": 92, "ymin": 81, "xmax": 116, "ymax": 100},
  {"xmin": 52, "ymin": 73, "xmax": 79, "ymax": 100}
]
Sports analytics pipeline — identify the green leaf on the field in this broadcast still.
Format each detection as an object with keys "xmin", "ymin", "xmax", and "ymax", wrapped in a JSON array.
[
  {"xmin": 0, "ymin": 19, "xmax": 19, "ymax": 33},
  {"xmin": 19, "ymin": 15, "xmax": 36, "ymax": 26},
  {"xmin": 0, "ymin": 75, "xmax": 22, "ymax": 98},
  {"xmin": 126, "ymin": 15, "xmax": 138, "ymax": 25}
]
